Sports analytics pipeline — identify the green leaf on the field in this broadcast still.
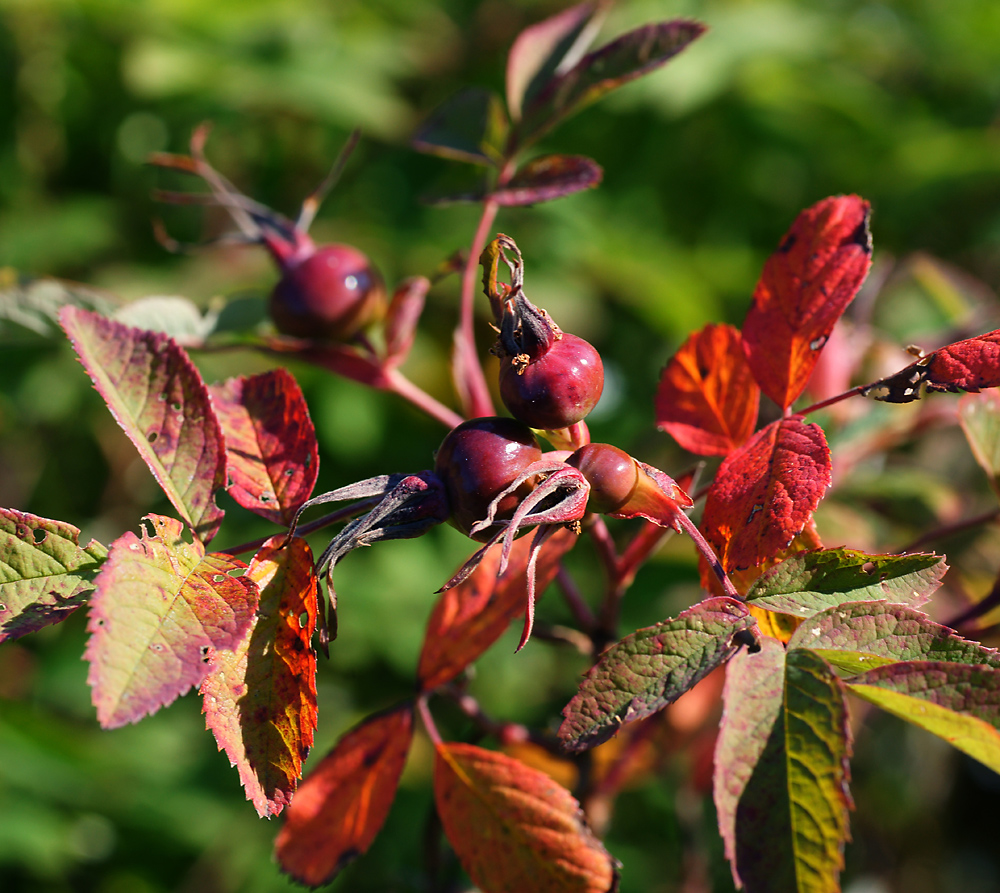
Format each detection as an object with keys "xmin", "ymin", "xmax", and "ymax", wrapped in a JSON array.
[
  {"xmin": 60, "ymin": 307, "xmax": 227, "ymax": 543},
  {"xmin": 558, "ymin": 597, "xmax": 755, "ymax": 753},
  {"xmin": 411, "ymin": 87, "xmax": 507, "ymax": 166},
  {"xmin": 0, "ymin": 268, "xmax": 114, "ymax": 339},
  {"xmin": 786, "ymin": 601, "xmax": 1000, "ymax": 669},
  {"xmin": 959, "ymin": 389, "xmax": 1000, "ymax": 501},
  {"xmin": 86, "ymin": 515, "xmax": 258, "ymax": 729},
  {"xmin": 715, "ymin": 642, "xmax": 852, "ymax": 892},
  {"xmin": 746, "ymin": 548, "xmax": 947, "ymax": 618},
  {"xmin": 0, "ymin": 509, "xmax": 107, "ymax": 644},
  {"xmin": 848, "ymin": 661, "xmax": 1000, "ymax": 774}
]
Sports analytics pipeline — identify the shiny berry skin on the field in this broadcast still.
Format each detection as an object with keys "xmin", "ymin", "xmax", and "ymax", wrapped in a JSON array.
[
  {"xmin": 269, "ymin": 243, "xmax": 386, "ymax": 341},
  {"xmin": 499, "ymin": 333, "xmax": 604, "ymax": 430},
  {"xmin": 567, "ymin": 443, "xmax": 638, "ymax": 514},
  {"xmin": 434, "ymin": 417, "xmax": 542, "ymax": 541}
]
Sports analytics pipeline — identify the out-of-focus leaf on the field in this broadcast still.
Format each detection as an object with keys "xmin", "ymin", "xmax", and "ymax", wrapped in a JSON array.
[
  {"xmin": 848, "ymin": 662, "xmax": 1000, "ymax": 774},
  {"xmin": 743, "ymin": 195, "xmax": 872, "ymax": 410},
  {"xmin": 746, "ymin": 549, "xmax": 947, "ymax": 618},
  {"xmin": 0, "ymin": 268, "xmax": 115, "ymax": 338},
  {"xmin": 959, "ymin": 389, "xmax": 1000, "ymax": 500},
  {"xmin": 60, "ymin": 307, "xmax": 227, "ymax": 543},
  {"xmin": 201, "ymin": 535, "xmax": 317, "ymax": 817},
  {"xmin": 862, "ymin": 329, "xmax": 1000, "ymax": 403},
  {"xmin": 275, "ymin": 704, "xmax": 414, "ymax": 886},
  {"xmin": 656, "ymin": 322, "xmax": 760, "ymax": 456},
  {"xmin": 0, "ymin": 509, "xmax": 107, "ymax": 644},
  {"xmin": 412, "ymin": 87, "xmax": 507, "ymax": 166},
  {"xmin": 506, "ymin": 2, "xmax": 602, "ymax": 121},
  {"xmin": 518, "ymin": 20, "xmax": 707, "ymax": 146},
  {"xmin": 85, "ymin": 514, "xmax": 257, "ymax": 729},
  {"xmin": 701, "ymin": 417, "xmax": 831, "ymax": 574},
  {"xmin": 417, "ymin": 527, "xmax": 576, "ymax": 691},
  {"xmin": 434, "ymin": 742, "xmax": 617, "ymax": 893},
  {"xmin": 209, "ymin": 369, "xmax": 319, "ymax": 526},
  {"xmin": 732, "ymin": 649, "xmax": 852, "ymax": 892},
  {"xmin": 558, "ymin": 597, "xmax": 755, "ymax": 753},
  {"xmin": 113, "ymin": 296, "xmax": 216, "ymax": 341},
  {"xmin": 384, "ymin": 276, "xmax": 430, "ymax": 367},
  {"xmin": 787, "ymin": 601, "xmax": 1000, "ymax": 669},
  {"xmin": 491, "ymin": 154, "xmax": 603, "ymax": 206}
]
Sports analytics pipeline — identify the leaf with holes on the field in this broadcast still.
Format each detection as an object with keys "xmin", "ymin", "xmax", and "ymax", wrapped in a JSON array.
[
  {"xmin": 558, "ymin": 597, "xmax": 755, "ymax": 753},
  {"xmin": 434, "ymin": 742, "xmax": 617, "ymax": 893},
  {"xmin": 275, "ymin": 704, "xmax": 414, "ymax": 886},
  {"xmin": 417, "ymin": 527, "xmax": 577, "ymax": 691},
  {"xmin": 506, "ymin": 2, "xmax": 602, "ymax": 121},
  {"xmin": 209, "ymin": 369, "xmax": 319, "ymax": 526},
  {"xmin": 743, "ymin": 195, "xmax": 872, "ymax": 410},
  {"xmin": 517, "ymin": 19, "xmax": 707, "ymax": 147},
  {"xmin": 656, "ymin": 322, "xmax": 760, "ymax": 456},
  {"xmin": 715, "ymin": 642, "xmax": 852, "ymax": 892},
  {"xmin": 847, "ymin": 662, "xmax": 1000, "ymax": 774},
  {"xmin": 0, "ymin": 509, "xmax": 107, "ymax": 643},
  {"xmin": 701, "ymin": 417, "xmax": 831, "ymax": 575},
  {"xmin": 85, "ymin": 514, "xmax": 258, "ymax": 728},
  {"xmin": 864, "ymin": 329, "xmax": 1000, "ymax": 403},
  {"xmin": 60, "ymin": 307, "xmax": 226, "ymax": 543},
  {"xmin": 786, "ymin": 601, "xmax": 1000, "ymax": 677},
  {"xmin": 412, "ymin": 87, "xmax": 508, "ymax": 166},
  {"xmin": 201, "ymin": 535, "xmax": 317, "ymax": 817},
  {"xmin": 491, "ymin": 155, "xmax": 603, "ymax": 206},
  {"xmin": 746, "ymin": 549, "xmax": 947, "ymax": 618}
]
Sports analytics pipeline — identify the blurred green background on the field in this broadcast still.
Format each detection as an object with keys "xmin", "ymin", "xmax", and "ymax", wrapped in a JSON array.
[{"xmin": 2, "ymin": 0, "xmax": 1000, "ymax": 891}]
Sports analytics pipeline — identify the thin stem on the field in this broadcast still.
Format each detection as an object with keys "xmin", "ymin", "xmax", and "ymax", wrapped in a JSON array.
[
  {"xmin": 223, "ymin": 499, "xmax": 377, "ymax": 557},
  {"xmin": 896, "ymin": 506, "xmax": 1000, "ymax": 554},
  {"xmin": 442, "ymin": 687, "xmax": 565, "ymax": 756},
  {"xmin": 384, "ymin": 367, "xmax": 464, "ymax": 429},
  {"xmin": 672, "ymin": 510, "xmax": 742, "ymax": 601},
  {"xmin": 417, "ymin": 694, "xmax": 443, "ymax": 747},
  {"xmin": 556, "ymin": 565, "xmax": 597, "ymax": 631},
  {"xmin": 798, "ymin": 385, "xmax": 866, "ymax": 416},
  {"xmin": 584, "ymin": 514, "xmax": 619, "ymax": 581},
  {"xmin": 617, "ymin": 521, "xmax": 673, "ymax": 593}
]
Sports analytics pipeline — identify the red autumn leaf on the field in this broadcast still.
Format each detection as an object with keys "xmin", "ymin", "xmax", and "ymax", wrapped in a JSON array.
[
  {"xmin": 656, "ymin": 322, "xmax": 760, "ymax": 456},
  {"xmin": 434, "ymin": 742, "xmax": 617, "ymax": 893},
  {"xmin": 701, "ymin": 417, "xmax": 831, "ymax": 575},
  {"xmin": 275, "ymin": 704, "xmax": 414, "ymax": 886},
  {"xmin": 85, "ymin": 515, "xmax": 258, "ymax": 728},
  {"xmin": 491, "ymin": 155, "xmax": 603, "ymax": 206},
  {"xmin": 417, "ymin": 527, "xmax": 577, "ymax": 691},
  {"xmin": 209, "ymin": 369, "xmax": 319, "ymax": 526},
  {"xmin": 862, "ymin": 329, "xmax": 1000, "ymax": 403},
  {"xmin": 60, "ymin": 307, "xmax": 227, "ymax": 543},
  {"xmin": 201, "ymin": 535, "xmax": 318, "ymax": 817},
  {"xmin": 742, "ymin": 195, "xmax": 872, "ymax": 410}
]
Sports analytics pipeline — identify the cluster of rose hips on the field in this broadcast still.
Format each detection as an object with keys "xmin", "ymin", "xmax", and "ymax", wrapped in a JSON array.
[{"xmin": 152, "ymin": 135, "xmax": 707, "ymax": 646}]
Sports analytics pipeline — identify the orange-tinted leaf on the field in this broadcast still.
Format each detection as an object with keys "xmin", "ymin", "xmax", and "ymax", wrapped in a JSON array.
[
  {"xmin": 863, "ymin": 329, "xmax": 1000, "ymax": 403},
  {"xmin": 85, "ymin": 515, "xmax": 258, "ymax": 728},
  {"xmin": 656, "ymin": 323, "xmax": 760, "ymax": 456},
  {"xmin": 701, "ymin": 417, "xmax": 831, "ymax": 575},
  {"xmin": 492, "ymin": 155, "xmax": 603, "ymax": 206},
  {"xmin": 434, "ymin": 742, "xmax": 616, "ymax": 893},
  {"xmin": 209, "ymin": 369, "xmax": 319, "ymax": 526},
  {"xmin": 417, "ymin": 527, "xmax": 577, "ymax": 691},
  {"xmin": 201, "ymin": 535, "xmax": 318, "ymax": 817},
  {"xmin": 275, "ymin": 704, "xmax": 414, "ymax": 886},
  {"xmin": 743, "ymin": 195, "xmax": 872, "ymax": 410},
  {"xmin": 60, "ymin": 307, "xmax": 227, "ymax": 542}
]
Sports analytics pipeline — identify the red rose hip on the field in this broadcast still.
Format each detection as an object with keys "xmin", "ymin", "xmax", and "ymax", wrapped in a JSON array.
[{"xmin": 567, "ymin": 442, "xmax": 639, "ymax": 514}]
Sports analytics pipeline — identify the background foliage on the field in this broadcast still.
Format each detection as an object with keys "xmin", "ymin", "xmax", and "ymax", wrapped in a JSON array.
[{"xmin": 2, "ymin": 1, "xmax": 1000, "ymax": 891}]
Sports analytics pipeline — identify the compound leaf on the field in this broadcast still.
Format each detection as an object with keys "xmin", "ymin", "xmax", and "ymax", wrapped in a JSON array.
[
  {"xmin": 518, "ymin": 19, "xmax": 707, "ymax": 146},
  {"xmin": 0, "ymin": 509, "xmax": 107, "ymax": 643},
  {"xmin": 417, "ymin": 527, "xmax": 576, "ymax": 691},
  {"xmin": 209, "ymin": 369, "xmax": 319, "ymax": 526},
  {"xmin": 743, "ymin": 196, "xmax": 872, "ymax": 410},
  {"xmin": 60, "ymin": 307, "xmax": 226, "ymax": 543},
  {"xmin": 558, "ymin": 597, "xmax": 755, "ymax": 753},
  {"xmin": 202, "ymin": 535, "xmax": 318, "ymax": 817},
  {"xmin": 492, "ymin": 154, "xmax": 603, "ymax": 206},
  {"xmin": 85, "ymin": 514, "xmax": 258, "ymax": 728},
  {"xmin": 275, "ymin": 704, "xmax": 413, "ymax": 886},
  {"xmin": 847, "ymin": 662, "xmax": 1000, "ymax": 774},
  {"xmin": 656, "ymin": 322, "xmax": 760, "ymax": 456},
  {"xmin": 746, "ymin": 549, "xmax": 947, "ymax": 618},
  {"xmin": 701, "ymin": 417, "xmax": 831, "ymax": 575},
  {"xmin": 434, "ymin": 742, "xmax": 617, "ymax": 893}
]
